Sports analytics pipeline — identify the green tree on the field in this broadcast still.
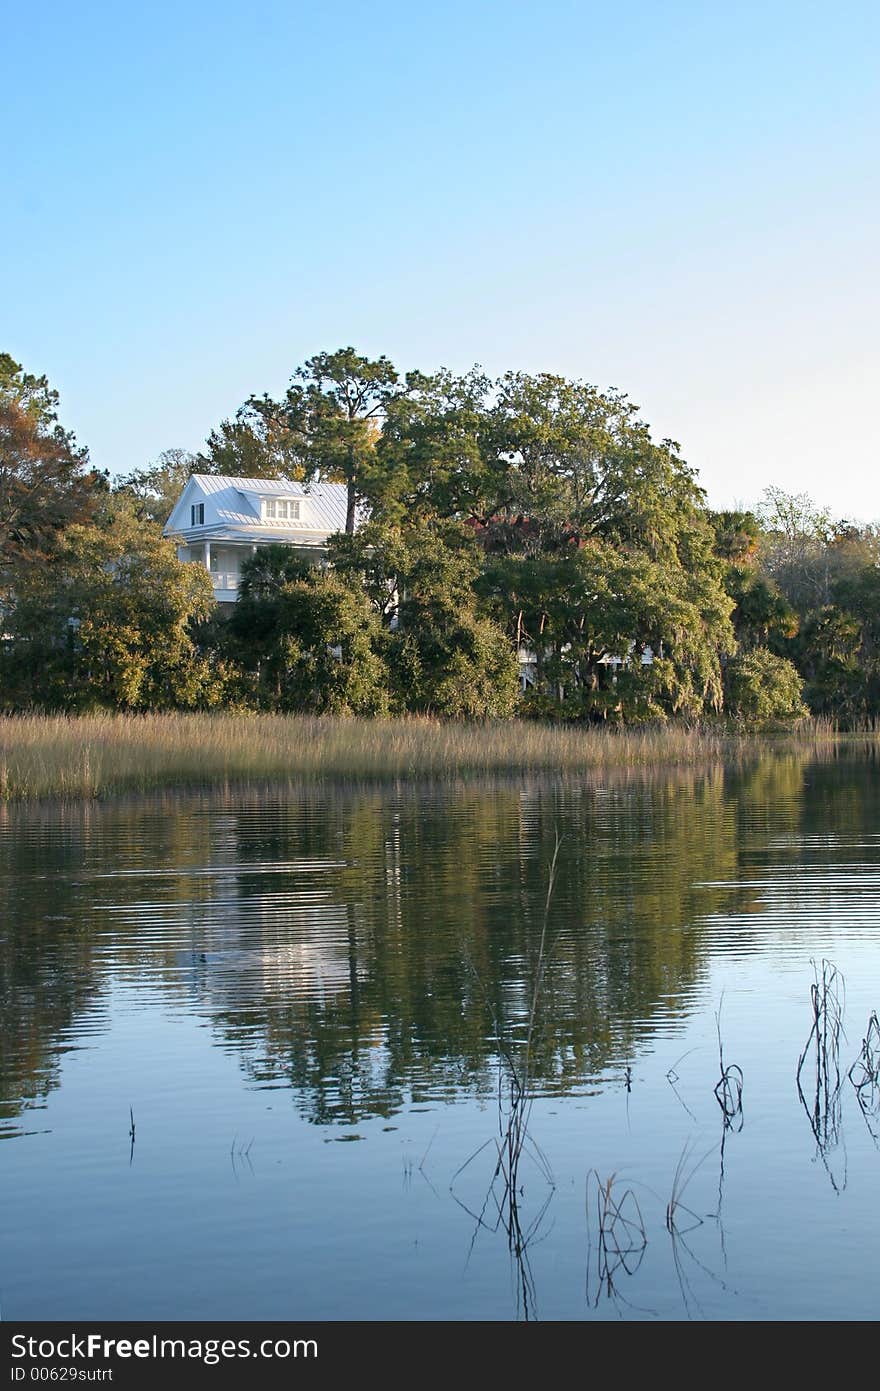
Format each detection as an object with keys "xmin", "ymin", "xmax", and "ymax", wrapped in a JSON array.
[
  {"xmin": 113, "ymin": 447, "xmax": 198, "ymax": 525},
  {"xmin": 709, "ymin": 509, "xmax": 762, "ymax": 564},
  {"xmin": 724, "ymin": 647, "xmax": 807, "ymax": 725},
  {"xmin": 479, "ymin": 541, "xmax": 733, "ymax": 722},
  {"xmin": 708, "ymin": 509, "xmax": 798, "ymax": 651},
  {"xmin": 791, "ymin": 605, "xmax": 868, "ymax": 723},
  {"xmin": 382, "ymin": 368, "xmax": 736, "ymax": 721},
  {"xmin": 833, "ymin": 565, "xmax": 880, "ymax": 668},
  {"xmin": 0, "ymin": 353, "xmax": 100, "ymax": 594},
  {"xmin": 247, "ymin": 348, "xmax": 401, "ymax": 534},
  {"xmin": 383, "ymin": 369, "xmax": 714, "ymax": 560},
  {"xmin": 328, "ymin": 522, "xmax": 519, "ymax": 717},
  {"xmin": 377, "ymin": 367, "xmax": 493, "ymax": 526},
  {"xmin": 0, "ymin": 497, "xmax": 219, "ymax": 710},
  {"xmin": 726, "ymin": 570, "xmax": 798, "ymax": 650},
  {"xmin": 227, "ymin": 547, "xmax": 389, "ymax": 713},
  {"xmin": 485, "ymin": 373, "xmax": 710, "ymax": 561},
  {"xmin": 326, "ymin": 520, "xmax": 416, "ymax": 624},
  {"xmin": 197, "ymin": 409, "xmax": 305, "ymax": 480}
]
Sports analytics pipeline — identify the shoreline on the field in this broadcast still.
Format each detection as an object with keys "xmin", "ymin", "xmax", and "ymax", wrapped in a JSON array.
[{"xmin": 0, "ymin": 711, "xmax": 869, "ymax": 803}]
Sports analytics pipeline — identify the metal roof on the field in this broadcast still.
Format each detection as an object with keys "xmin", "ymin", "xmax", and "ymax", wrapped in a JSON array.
[{"xmin": 167, "ymin": 475, "xmax": 352, "ymax": 536}]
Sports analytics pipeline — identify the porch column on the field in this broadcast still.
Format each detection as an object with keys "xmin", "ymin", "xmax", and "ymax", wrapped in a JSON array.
[{"xmin": 204, "ymin": 541, "xmax": 211, "ymax": 573}]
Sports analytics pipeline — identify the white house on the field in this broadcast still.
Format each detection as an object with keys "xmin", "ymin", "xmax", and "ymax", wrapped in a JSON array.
[
  {"xmin": 164, "ymin": 473, "xmax": 650, "ymax": 693},
  {"xmin": 163, "ymin": 474, "xmax": 350, "ymax": 602}
]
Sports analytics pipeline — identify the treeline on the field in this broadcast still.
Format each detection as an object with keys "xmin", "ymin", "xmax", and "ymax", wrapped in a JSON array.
[{"xmin": 1, "ymin": 347, "xmax": 877, "ymax": 725}]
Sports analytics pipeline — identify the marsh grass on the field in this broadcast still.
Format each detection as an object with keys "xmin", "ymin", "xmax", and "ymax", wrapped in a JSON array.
[
  {"xmin": 796, "ymin": 959, "xmax": 847, "ymax": 1191},
  {"xmin": 450, "ymin": 836, "xmax": 561, "ymax": 1319},
  {"xmin": 585, "ymin": 1170, "xmax": 649, "ymax": 1310},
  {"xmin": 713, "ymin": 1000, "xmax": 744, "ymax": 1133},
  {"xmin": 0, "ymin": 712, "xmax": 862, "ymax": 801},
  {"xmin": 849, "ymin": 1011, "xmax": 880, "ymax": 1144}
]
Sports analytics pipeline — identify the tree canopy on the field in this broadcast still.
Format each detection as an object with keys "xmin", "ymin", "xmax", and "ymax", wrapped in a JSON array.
[
  {"xmin": 0, "ymin": 495, "xmax": 218, "ymax": 711},
  {"xmin": 6, "ymin": 347, "xmax": 877, "ymax": 727},
  {"xmin": 113, "ymin": 448, "xmax": 199, "ymax": 525},
  {"xmin": 0, "ymin": 353, "xmax": 100, "ymax": 593},
  {"xmin": 226, "ymin": 547, "xmax": 390, "ymax": 714},
  {"xmin": 246, "ymin": 348, "xmax": 402, "ymax": 534}
]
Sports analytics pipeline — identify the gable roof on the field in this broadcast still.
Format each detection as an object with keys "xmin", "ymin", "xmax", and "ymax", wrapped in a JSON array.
[{"xmin": 164, "ymin": 474, "xmax": 350, "ymax": 537}]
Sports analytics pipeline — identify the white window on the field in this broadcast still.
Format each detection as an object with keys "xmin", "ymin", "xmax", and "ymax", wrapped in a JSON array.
[
  {"xmin": 263, "ymin": 497, "xmax": 300, "ymax": 521},
  {"xmin": 190, "ymin": 503, "xmax": 204, "ymax": 526}
]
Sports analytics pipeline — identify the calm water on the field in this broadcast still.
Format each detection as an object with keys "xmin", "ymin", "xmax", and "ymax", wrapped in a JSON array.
[{"xmin": 1, "ymin": 751, "xmax": 879, "ymax": 1321}]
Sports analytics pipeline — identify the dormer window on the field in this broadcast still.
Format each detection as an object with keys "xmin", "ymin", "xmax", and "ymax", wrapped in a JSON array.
[
  {"xmin": 190, "ymin": 503, "xmax": 204, "ymax": 526},
  {"xmin": 262, "ymin": 498, "xmax": 300, "ymax": 521}
]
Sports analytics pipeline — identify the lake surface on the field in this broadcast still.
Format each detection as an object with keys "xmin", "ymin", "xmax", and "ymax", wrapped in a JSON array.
[{"xmin": 1, "ymin": 749, "xmax": 879, "ymax": 1321}]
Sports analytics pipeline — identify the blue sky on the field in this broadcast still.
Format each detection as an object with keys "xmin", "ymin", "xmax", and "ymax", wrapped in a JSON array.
[{"xmin": 3, "ymin": 1, "xmax": 877, "ymax": 518}]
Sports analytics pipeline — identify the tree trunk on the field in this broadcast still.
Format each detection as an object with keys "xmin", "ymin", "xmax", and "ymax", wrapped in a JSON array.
[{"xmin": 346, "ymin": 480, "xmax": 357, "ymax": 535}]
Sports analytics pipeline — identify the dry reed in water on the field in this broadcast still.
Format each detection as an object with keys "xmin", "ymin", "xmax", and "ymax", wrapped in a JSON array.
[{"xmin": 0, "ymin": 712, "xmax": 860, "ymax": 801}]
